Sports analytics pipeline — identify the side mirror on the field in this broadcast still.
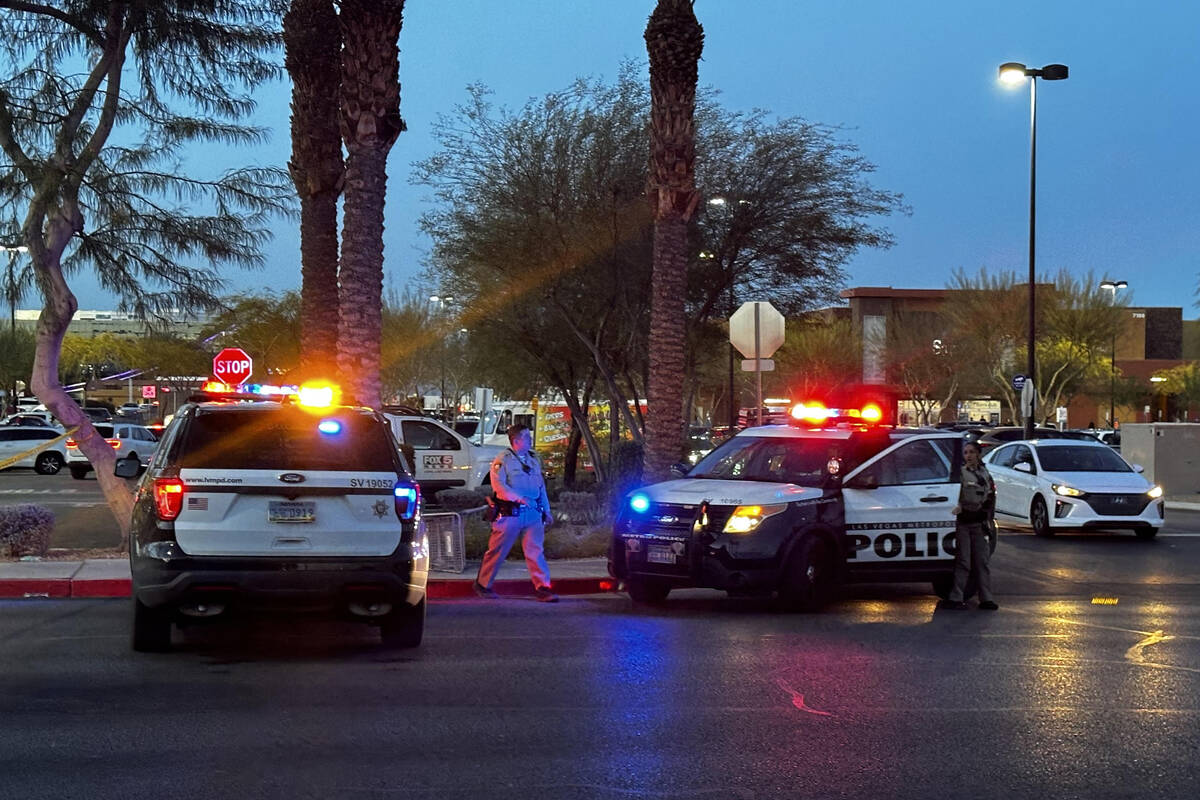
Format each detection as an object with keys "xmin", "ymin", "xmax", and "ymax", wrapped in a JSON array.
[
  {"xmin": 114, "ymin": 458, "xmax": 140, "ymax": 479},
  {"xmin": 669, "ymin": 461, "xmax": 690, "ymax": 478},
  {"xmin": 1013, "ymin": 462, "xmax": 1033, "ymax": 474},
  {"xmin": 1132, "ymin": 464, "xmax": 1145, "ymax": 474}
]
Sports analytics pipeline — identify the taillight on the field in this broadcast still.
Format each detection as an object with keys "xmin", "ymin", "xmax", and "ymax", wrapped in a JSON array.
[
  {"xmin": 153, "ymin": 478, "xmax": 185, "ymax": 521},
  {"xmin": 66, "ymin": 438, "xmax": 77, "ymax": 448},
  {"xmin": 394, "ymin": 482, "xmax": 420, "ymax": 521},
  {"xmin": 106, "ymin": 438, "xmax": 121, "ymax": 448}
]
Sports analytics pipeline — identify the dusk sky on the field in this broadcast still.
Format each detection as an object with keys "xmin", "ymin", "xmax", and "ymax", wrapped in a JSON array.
[{"xmin": 61, "ymin": 0, "xmax": 1200, "ymax": 316}]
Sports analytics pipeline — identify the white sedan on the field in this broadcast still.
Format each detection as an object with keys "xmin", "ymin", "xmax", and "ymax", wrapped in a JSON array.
[{"xmin": 984, "ymin": 439, "xmax": 1163, "ymax": 539}]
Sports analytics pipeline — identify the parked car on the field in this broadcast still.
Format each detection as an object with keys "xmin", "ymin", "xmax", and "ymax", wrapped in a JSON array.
[
  {"xmin": 1, "ymin": 412, "xmax": 59, "ymax": 428},
  {"xmin": 973, "ymin": 426, "xmax": 1080, "ymax": 454},
  {"xmin": 984, "ymin": 439, "xmax": 1163, "ymax": 539},
  {"xmin": 81, "ymin": 406, "xmax": 114, "ymax": 424},
  {"xmin": 0, "ymin": 427, "xmax": 68, "ymax": 474},
  {"xmin": 65, "ymin": 421, "xmax": 159, "ymax": 479}
]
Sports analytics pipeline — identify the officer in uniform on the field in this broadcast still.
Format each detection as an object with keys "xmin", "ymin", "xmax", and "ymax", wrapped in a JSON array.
[
  {"xmin": 945, "ymin": 440, "xmax": 998, "ymax": 610},
  {"xmin": 473, "ymin": 423, "xmax": 558, "ymax": 602}
]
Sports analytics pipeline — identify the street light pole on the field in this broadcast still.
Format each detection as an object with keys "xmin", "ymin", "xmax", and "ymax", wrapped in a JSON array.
[
  {"xmin": 2, "ymin": 244, "xmax": 29, "ymax": 334},
  {"xmin": 1100, "ymin": 279, "xmax": 1127, "ymax": 428},
  {"xmin": 999, "ymin": 62, "xmax": 1068, "ymax": 439},
  {"xmin": 429, "ymin": 294, "xmax": 454, "ymax": 418}
]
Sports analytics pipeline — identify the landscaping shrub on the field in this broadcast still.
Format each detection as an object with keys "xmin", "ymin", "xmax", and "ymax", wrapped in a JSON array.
[
  {"xmin": 557, "ymin": 491, "xmax": 608, "ymax": 526},
  {"xmin": 0, "ymin": 504, "xmax": 54, "ymax": 558}
]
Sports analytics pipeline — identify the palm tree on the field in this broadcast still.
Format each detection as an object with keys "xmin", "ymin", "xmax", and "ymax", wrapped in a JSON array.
[
  {"xmin": 643, "ymin": 0, "xmax": 704, "ymax": 480},
  {"xmin": 284, "ymin": 0, "xmax": 344, "ymax": 380},
  {"xmin": 335, "ymin": 0, "xmax": 406, "ymax": 408}
]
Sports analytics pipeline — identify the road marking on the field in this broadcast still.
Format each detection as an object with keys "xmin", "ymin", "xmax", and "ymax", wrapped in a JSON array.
[
  {"xmin": 0, "ymin": 488, "xmax": 83, "ymax": 494},
  {"xmin": 1125, "ymin": 629, "xmax": 1175, "ymax": 664}
]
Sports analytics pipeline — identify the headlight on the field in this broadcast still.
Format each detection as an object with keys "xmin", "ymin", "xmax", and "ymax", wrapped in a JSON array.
[
  {"xmin": 723, "ymin": 504, "xmax": 787, "ymax": 533},
  {"xmin": 1147, "ymin": 486, "xmax": 1163, "ymax": 499},
  {"xmin": 1052, "ymin": 484, "xmax": 1086, "ymax": 497}
]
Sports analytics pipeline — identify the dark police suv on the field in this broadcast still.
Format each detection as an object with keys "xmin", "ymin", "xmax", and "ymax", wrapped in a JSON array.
[
  {"xmin": 610, "ymin": 401, "xmax": 968, "ymax": 609},
  {"xmin": 124, "ymin": 383, "xmax": 427, "ymax": 652}
]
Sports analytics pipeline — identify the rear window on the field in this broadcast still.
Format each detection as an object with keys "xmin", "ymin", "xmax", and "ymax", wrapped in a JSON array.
[{"xmin": 173, "ymin": 408, "xmax": 403, "ymax": 472}]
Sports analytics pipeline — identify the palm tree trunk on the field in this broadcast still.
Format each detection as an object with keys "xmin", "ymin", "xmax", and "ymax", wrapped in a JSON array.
[
  {"xmin": 284, "ymin": 0, "xmax": 344, "ymax": 379},
  {"xmin": 643, "ymin": 0, "xmax": 704, "ymax": 481},
  {"xmin": 336, "ymin": 0, "xmax": 406, "ymax": 408}
]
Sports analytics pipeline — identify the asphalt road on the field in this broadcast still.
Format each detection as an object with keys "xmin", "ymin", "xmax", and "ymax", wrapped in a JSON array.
[{"xmin": 1, "ymin": 531, "xmax": 1199, "ymax": 799}]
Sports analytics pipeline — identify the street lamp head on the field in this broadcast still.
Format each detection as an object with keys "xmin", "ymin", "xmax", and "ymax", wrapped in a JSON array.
[
  {"xmin": 707, "ymin": 197, "xmax": 727, "ymax": 207},
  {"xmin": 1100, "ymin": 279, "xmax": 1128, "ymax": 291},
  {"xmin": 999, "ymin": 62, "xmax": 1029, "ymax": 84},
  {"xmin": 429, "ymin": 294, "xmax": 440, "ymax": 303},
  {"xmin": 1040, "ymin": 63, "xmax": 1069, "ymax": 81}
]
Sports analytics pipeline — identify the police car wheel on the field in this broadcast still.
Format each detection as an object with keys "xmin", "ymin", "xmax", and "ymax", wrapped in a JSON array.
[
  {"xmin": 626, "ymin": 577, "xmax": 671, "ymax": 604},
  {"xmin": 131, "ymin": 598, "xmax": 172, "ymax": 653},
  {"xmin": 1030, "ymin": 496, "xmax": 1053, "ymax": 537},
  {"xmin": 34, "ymin": 452, "xmax": 63, "ymax": 475},
  {"xmin": 379, "ymin": 598, "xmax": 425, "ymax": 648},
  {"xmin": 779, "ymin": 535, "xmax": 835, "ymax": 612}
]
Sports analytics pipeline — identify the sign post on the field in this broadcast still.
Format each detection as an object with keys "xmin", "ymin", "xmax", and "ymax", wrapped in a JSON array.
[
  {"xmin": 730, "ymin": 302, "xmax": 785, "ymax": 426},
  {"xmin": 212, "ymin": 347, "xmax": 253, "ymax": 386}
]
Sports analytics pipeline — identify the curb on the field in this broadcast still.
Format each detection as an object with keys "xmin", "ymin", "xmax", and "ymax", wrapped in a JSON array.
[{"xmin": 0, "ymin": 576, "xmax": 616, "ymax": 600}]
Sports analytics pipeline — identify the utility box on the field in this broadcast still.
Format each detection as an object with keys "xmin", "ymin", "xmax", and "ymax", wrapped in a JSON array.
[{"xmin": 1120, "ymin": 424, "xmax": 1200, "ymax": 495}]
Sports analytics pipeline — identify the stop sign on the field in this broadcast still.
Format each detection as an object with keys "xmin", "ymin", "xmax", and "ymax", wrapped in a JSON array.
[
  {"xmin": 729, "ymin": 301, "xmax": 785, "ymax": 359},
  {"xmin": 213, "ymin": 347, "xmax": 253, "ymax": 385}
]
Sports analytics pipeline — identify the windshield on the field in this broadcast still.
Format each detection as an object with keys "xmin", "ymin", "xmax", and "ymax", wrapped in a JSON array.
[
  {"xmin": 689, "ymin": 435, "xmax": 859, "ymax": 486},
  {"xmin": 1037, "ymin": 445, "xmax": 1131, "ymax": 473}
]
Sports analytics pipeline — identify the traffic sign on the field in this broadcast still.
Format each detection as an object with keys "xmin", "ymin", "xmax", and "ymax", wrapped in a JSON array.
[
  {"xmin": 729, "ymin": 301, "xmax": 785, "ymax": 359},
  {"xmin": 1020, "ymin": 378, "xmax": 1035, "ymax": 417},
  {"xmin": 741, "ymin": 359, "xmax": 775, "ymax": 372},
  {"xmin": 213, "ymin": 347, "xmax": 253, "ymax": 385},
  {"xmin": 141, "ymin": 385, "xmax": 156, "ymax": 399},
  {"xmin": 1012, "ymin": 374, "xmax": 1026, "ymax": 391}
]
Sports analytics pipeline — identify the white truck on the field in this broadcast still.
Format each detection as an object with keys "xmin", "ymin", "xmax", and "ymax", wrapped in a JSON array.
[{"xmin": 382, "ymin": 407, "xmax": 505, "ymax": 501}]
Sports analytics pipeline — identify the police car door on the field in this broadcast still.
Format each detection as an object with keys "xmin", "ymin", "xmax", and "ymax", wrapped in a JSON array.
[
  {"xmin": 399, "ymin": 419, "xmax": 469, "ymax": 492},
  {"xmin": 841, "ymin": 436, "xmax": 958, "ymax": 566}
]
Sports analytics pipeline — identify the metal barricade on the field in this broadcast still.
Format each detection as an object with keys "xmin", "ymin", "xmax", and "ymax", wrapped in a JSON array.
[{"xmin": 421, "ymin": 511, "xmax": 466, "ymax": 573}]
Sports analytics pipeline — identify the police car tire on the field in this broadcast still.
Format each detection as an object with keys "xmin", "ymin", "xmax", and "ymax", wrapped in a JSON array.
[
  {"xmin": 626, "ymin": 577, "xmax": 671, "ymax": 604},
  {"xmin": 1030, "ymin": 497, "xmax": 1053, "ymax": 537},
  {"xmin": 132, "ymin": 598, "xmax": 172, "ymax": 653},
  {"xmin": 69, "ymin": 465, "xmax": 90, "ymax": 480},
  {"xmin": 380, "ymin": 598, "xmax": 425, "ymax": 648},
  {"xmin": 778, "ymin": 535, "xmax": 835, "ymax": 612},
  {"xmin": 34, "ymin": 452, "xmax": 63, "ymax": 475}
]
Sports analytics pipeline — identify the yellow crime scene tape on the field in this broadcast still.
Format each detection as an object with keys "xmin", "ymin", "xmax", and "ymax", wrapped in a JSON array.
[{"xmin": 0, "ymin": 426, "xmax": 80, "ymax": 471}]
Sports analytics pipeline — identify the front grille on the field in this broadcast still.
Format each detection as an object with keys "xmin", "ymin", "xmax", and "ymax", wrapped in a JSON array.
[{"xmin": 1085, "ymin": 493, "xmax": 1151, "ymax": 516}]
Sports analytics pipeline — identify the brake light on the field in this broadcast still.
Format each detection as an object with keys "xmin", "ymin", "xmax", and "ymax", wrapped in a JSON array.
[
  {"xmin": 153, "ymin": 478, "xmax": 185, "ymax": 521},
  {"xmin": 106, "ymin": 438, "xmax": 121, "ymax": 448},
  {"xmin": 66, "ymin": 438, "xmax": 76, "ymax": 448},
  {"xmin": 394, "ymin": 482, "xmax": 420, "ymax": 521}
]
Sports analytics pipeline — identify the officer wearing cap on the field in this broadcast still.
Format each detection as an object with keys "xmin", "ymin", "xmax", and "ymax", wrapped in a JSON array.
[
  {"xmin": 944, "ymin": 440, "xmax": 998, "ymax": 610},
  {"xmin": 473, "ymin": 423, "xmax": 557, "ymax": 602}
]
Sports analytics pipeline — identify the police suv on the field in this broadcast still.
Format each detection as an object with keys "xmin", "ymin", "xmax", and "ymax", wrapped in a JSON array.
[
  {"xmin": 124, "ymin": 383, "xmax": 427, "ymax": 652},
  {"xmin": 610, "ymin": 402, "xmax": 967, "ymax": 609}
]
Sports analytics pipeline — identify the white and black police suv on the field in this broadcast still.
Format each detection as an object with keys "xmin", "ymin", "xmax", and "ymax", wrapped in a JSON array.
[
  {"xmin": 610, "ymin": 400, "xmax": 969, "ymax": 610},
  {"xmin": 123, "ymin": 382, "xmax": 427, "ymax": 652}
]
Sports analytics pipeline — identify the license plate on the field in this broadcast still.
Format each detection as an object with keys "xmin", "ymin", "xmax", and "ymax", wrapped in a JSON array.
[
  {"xmin": 269, "ymin": 501, "xmax": 315, "ymax": 523},
  {"xmin": 646, "ymin": 545, "xmax": 676, "ymax": 564}
]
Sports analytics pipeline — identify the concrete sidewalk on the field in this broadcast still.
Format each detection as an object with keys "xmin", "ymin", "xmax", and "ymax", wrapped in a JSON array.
[{"xmin": 0, "ymin": 557, "xmax": 613, "ymax": 600}]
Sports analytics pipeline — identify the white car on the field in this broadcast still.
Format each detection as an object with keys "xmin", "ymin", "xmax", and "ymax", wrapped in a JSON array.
[
  {"xmin": 0, "ymin": 427, "xmax": 69, "ymax": 474},
  {"xmin": 984, "ymin": 439, "xmax": 1163, "ymax": 539},
  {"xmin": 66, "ymin": 421, "xmax": 160, "ymax": 479}
]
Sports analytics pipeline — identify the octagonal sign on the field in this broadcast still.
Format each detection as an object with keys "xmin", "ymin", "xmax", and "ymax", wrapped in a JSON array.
[
  {"xmin": 213, "ymin": 347, "xmax": 253, "ymax": 385},
  {"xmin": 729, "ymin": 301, "xmax": 785, "ymax": 359}
]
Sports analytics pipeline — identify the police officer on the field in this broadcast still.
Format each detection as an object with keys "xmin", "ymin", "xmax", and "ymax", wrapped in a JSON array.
[
  {"xmin": 473, "ymin": 424, "xmax": 558, "ymax": 602},
  {"xmin": 945, "ymin": 440, "xmax": 998, "ymax": 610}
]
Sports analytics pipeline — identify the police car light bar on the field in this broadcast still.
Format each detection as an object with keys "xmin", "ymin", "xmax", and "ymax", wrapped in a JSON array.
[
  {"xmin": 790, "ymin": 401, "xmax": 884, "ymax": 426},
  {"xmin": 193, "ymin": 381, "xmax": 343, "ymax": 409}
]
